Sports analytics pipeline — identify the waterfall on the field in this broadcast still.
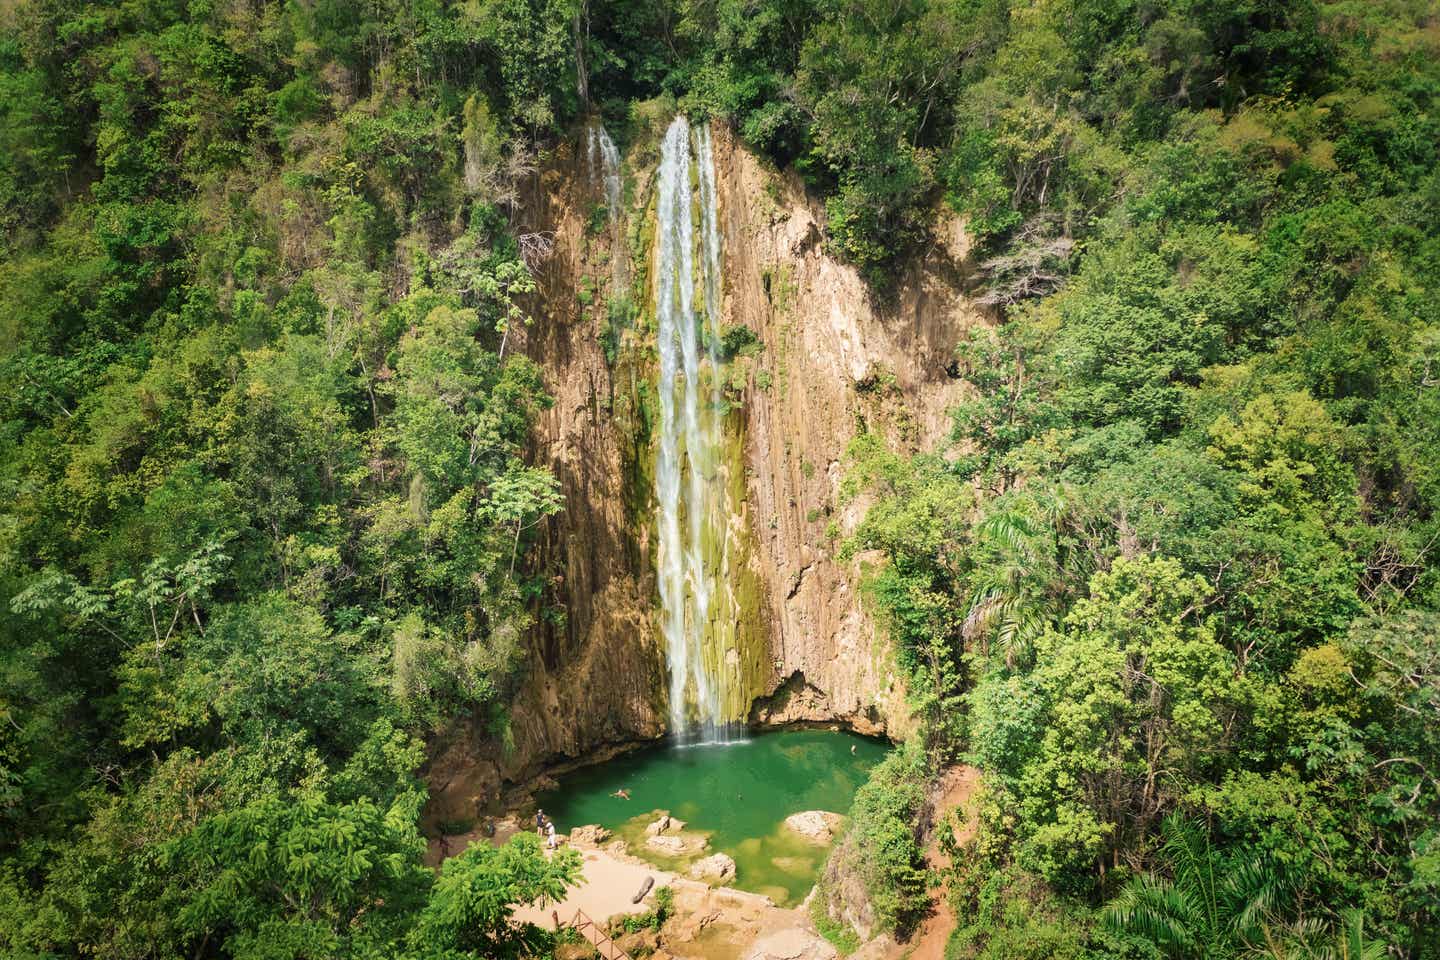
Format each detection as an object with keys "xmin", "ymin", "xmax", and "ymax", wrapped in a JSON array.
[
  {"xmin": 654, "ymin": 116, "xmax": 742, "ymax": 743},
  {"xmin": 586, "ymin": 120, "xmax": 627, "ymax": 293},
  {"xmin": 693, "ymin": 123, "xmax": 723, "ymax": 364},
  {"xmin": 586, "ymin": 122, "xmax": 623, "ymax": 217}
]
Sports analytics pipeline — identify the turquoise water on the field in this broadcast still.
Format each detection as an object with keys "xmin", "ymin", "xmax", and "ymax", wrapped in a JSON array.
[{"xmin": 535, "ymin": 730, "xmax": 888, "ymax": 905}]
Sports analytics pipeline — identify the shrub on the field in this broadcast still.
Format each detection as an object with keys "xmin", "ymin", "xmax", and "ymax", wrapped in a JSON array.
[{"xmin": 844, "ymin": 741, "xmax": 932, "ymax": 935}]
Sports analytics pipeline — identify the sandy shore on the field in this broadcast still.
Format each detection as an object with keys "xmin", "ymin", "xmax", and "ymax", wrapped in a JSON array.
[
  {"xmin": 428, "ymin": 826, "xmax": 843, "ymax": 959},
  {"xmin": 513, "ymin": 845, "xmax": 676, "ymax": 928}
]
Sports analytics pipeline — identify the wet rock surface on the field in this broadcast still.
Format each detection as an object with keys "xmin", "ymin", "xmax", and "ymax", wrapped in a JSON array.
[
  {"xmin": 783, "ymin": 810, "xmax": 844, "ymax": 844},
  {"xmin": 688, "ymin": 853, "xmax": 737, "ymax": 883}
]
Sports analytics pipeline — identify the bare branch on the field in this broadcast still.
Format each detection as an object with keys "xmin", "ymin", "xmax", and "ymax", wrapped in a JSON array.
[{"xmin": 517, "ymin": 231, "xmax": 556, "ymax": 271}]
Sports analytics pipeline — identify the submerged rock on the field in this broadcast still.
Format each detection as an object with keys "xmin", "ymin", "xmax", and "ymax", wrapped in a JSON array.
[
  {"xmin": 770, "ymin": 855, "xmax": 815, "ymax": 876},
  {"xmin": 783, "ymin": 811, "xmax": 844, "ymax": 843},
  {"xmin": 688, "ymin": 852, "xmax": 737, "ymax": 883},
  {"xmin": 645, "ymin": 833, "xmax": 706, "ymax": 856}
]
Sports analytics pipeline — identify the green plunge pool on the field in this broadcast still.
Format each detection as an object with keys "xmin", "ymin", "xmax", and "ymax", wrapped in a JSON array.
[{"xmin": 535, "ymin": 729, "xmax": 888, "ymax": 906}]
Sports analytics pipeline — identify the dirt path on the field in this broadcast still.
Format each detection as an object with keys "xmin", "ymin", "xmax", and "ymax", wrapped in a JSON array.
[{"xmin": 893, "ymin": 765, "xmax": 981, "ymax": 960}]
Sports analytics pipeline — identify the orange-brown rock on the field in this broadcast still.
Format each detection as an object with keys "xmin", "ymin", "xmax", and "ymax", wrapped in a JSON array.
[{"xmin": 425, "ymin": 122, "xmax": 983, "ymax": 824}]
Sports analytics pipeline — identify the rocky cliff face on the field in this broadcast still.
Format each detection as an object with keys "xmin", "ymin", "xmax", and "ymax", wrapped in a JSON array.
[
  {"xmin": 424, "ymin": 121, "xmax": 982, "ymax": 820},
  {"xmin": 710, "ymin": 127, "xmax": 981, "ymax": 735}
]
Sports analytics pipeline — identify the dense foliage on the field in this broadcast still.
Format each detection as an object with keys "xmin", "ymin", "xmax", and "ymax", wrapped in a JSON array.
[
  {"xmin": 3, "ymin": 0, "xmax": 1438, "ymax": 957},
  {"xmin": 0, "ymin": 0, "xmax": 580, "ymax": 955},
  {"xmin": 830, "ymin": 2, "xmax": 1440, "ymax": 958}
]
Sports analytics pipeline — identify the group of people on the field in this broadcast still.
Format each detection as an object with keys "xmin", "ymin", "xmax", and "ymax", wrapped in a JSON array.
[
  {"xmin": 534, "ymin": 785, "xmax": 633, "ymax": 852},
  {"xmin": 535, "ymin": 809, "xmax": 559, "ymax": 850}
]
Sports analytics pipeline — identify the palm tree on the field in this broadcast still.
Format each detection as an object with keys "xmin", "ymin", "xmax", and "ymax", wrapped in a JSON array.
[
  {"xmin": 1263, "ymin": 910, "xmax": 1387, "ymax": 960},
  {"xmin": 1104, "ymin": 817, "xmax": 1388, "ymax": 960},
  {"xmin": 961, "ymin": 489, "xmax": 1077, "ymax": 667},
  {"xmin": 1102, "ymin": 815, "xmax": 1293, "ymax": 959},
  {"xmin": 962, "ymin": 503, "xmax": 1062, "ymax": 670}
]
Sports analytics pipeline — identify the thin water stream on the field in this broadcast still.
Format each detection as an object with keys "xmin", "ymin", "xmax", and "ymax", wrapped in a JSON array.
[{"xmin": 587, "ymin": 120, "xmax": 627, "ymax": 293}]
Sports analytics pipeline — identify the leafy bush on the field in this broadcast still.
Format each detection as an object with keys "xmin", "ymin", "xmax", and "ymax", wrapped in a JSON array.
[{"xmin": 841, "ymin": 741, "xmax": 931, "ymax": 935}]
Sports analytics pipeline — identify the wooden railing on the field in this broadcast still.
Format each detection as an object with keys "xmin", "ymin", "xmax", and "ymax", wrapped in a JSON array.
[{"xmin": 566, "ymin": 908, "xmax": 633, "ymax": 960}]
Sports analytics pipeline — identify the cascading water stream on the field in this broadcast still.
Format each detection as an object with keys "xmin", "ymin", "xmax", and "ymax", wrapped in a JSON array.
[
  {"xmin": 586, "ymin": 121, "xmax": 627, "ymax": 292},
  {"xmin": 586, "ymin": 122, "xmax": 623, "ymax": 217},
  {"xmin": 654, "ymin": 116, "xmax": 741, "ymax": 745}
]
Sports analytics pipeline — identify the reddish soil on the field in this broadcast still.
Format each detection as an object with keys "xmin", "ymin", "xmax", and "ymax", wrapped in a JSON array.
[{"xmin": 894, "ymin": 765, "xmax": 981, "ymax": 960}]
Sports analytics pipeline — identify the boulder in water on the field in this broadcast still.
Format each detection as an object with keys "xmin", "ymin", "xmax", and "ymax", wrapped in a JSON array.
[
  {"xmin": 783, "ymin": 811, "xmax": 844, "ymax": 843},
  {"xmin": 569, "ymin": 824, "xmax": 611, "ymax": 847},
  {"xmin": 644, "ymin": 812, "xmax": 686, "ymax": 836},
  {"xmin": 688, "ymin": 852, "xmax": 737, "ymax": 883}
]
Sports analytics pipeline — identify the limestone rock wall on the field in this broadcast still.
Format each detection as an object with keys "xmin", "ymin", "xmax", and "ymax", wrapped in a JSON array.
[
  {"xmin": 424, "ymin": 123, "xmax": 983, "ymax": 819},
  {"xmin": 709, "ymin": 127, "xmax": 980, "ymax": 738}
]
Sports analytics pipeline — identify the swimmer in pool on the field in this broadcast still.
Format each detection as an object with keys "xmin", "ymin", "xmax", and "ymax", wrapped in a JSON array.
[{"xmin": 612, "ymin": 788, "xmax": 630, "ymax": 799}]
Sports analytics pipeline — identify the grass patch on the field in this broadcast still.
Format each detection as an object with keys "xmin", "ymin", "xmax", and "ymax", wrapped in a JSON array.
[{"xmin": 809, "ymin": 890, "xmax": 861, "ymax": 956}]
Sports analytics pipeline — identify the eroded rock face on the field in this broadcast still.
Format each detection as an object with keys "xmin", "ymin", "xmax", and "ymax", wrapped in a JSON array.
[
  {"xmin": 689, "ymin": 853, "xmax": 737, "ymax": 883},
  {"xmin": 713, "ymin": 126, "xmax": 979, "ymax": 744},
  {"xmin": 743, "ymin": 928, "xmax": 839, "ymax": 960},
  {"xmin": 783, "ymin": 811, "xmax": 844, "ymax": 844},
  {"xmin": 424, "ymin": 122, "xmax": 983, "ymax": 820},
  {"xmin": 820, "ymin": 832, "xmax": 879, "ymax": 942}
]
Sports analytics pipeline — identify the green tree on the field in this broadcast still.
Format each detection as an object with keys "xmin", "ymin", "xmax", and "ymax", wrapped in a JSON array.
[
  {"xmin": 408, "ymin": 832, "xmax": 580, "ymax": 958},
  {"xmin": 996, "ymin": 557, "xmax": 1239, "ymax": 888},
  {"xmin": 1104, "ymin": 815, "xmax": 1299, "ymax": 960}
]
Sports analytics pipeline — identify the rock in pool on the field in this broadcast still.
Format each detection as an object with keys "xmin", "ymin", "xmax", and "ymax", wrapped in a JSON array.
[
  {"xmin": 688, "ymin": 852, "xmax": 736, "ymax": 884},
  {"xmin": 645, "ymin": 833, "xmax": 705, "ymax": 856},
  {"xmin": 644, "ymin": 812, "xmax": 687, "ymax": 835},
  {"xmin": 568, "ymin": 824, "xmax": 611, "ymax": 847},
  {"xmin": 783, "ymin": 811, "xmax": 844, "ymax": 844}
]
